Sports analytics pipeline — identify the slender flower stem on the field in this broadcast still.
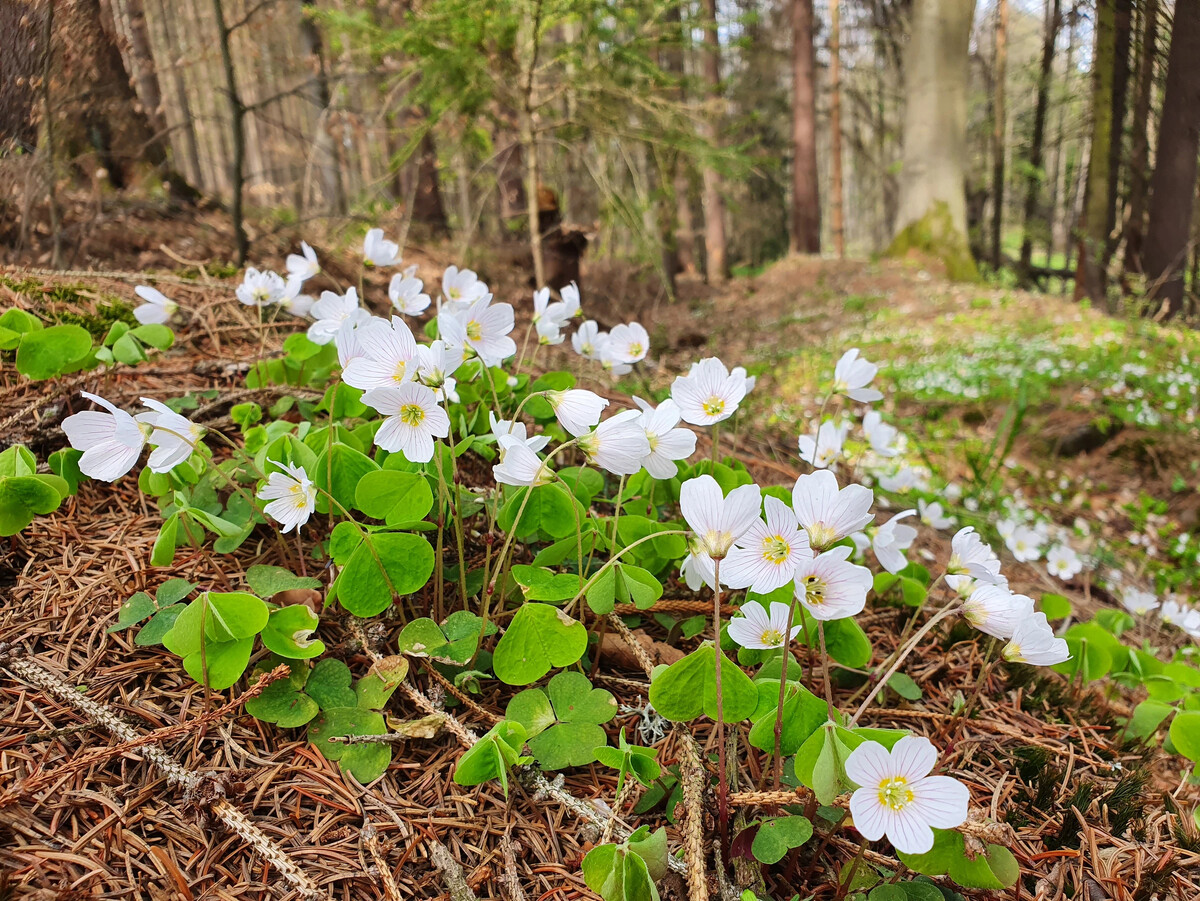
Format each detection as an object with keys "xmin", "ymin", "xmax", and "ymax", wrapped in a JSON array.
[
  {"xmin": 565, "ymin": 529, "xmax": 690, "ymax": 609},
  {"xmin": 772, "ymin": 602, "xmax": 800, "ymax": 789},
  {"xmin": 515, "ymin": 320, "xmax": 535, "ymax": 373},
  {"xmin": 849, "ymin": 602, "xmax": 963, "ymax": 725},
  {"xmin": 441, "ymin": 398, "xmax": 471, "ymax": 612},
  {"xmin": 712, "ymin": 556, "xmax": 729, "ymax": 848},
  {"xmin": 817, "ymin": 622, "xmax": 837, "ymax": 721}
]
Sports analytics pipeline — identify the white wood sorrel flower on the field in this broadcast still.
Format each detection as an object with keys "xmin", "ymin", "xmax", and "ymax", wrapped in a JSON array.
[
  {"xmin": 722, "ymin": 495, "xmax": 813, "ymax": 594},
  {"xmin": 632, "ymin": 397, "xmax": 696, "ymax": 480},
  {"xmin": 961, "ymin": 584, "xmax": 1034, "ymax": 639},
  {"xmin": 364, "ymin": 383, "xmax": 450, "ymax": 463},
  {"xmin": 389, "ymin": 265, "xmax": 431, "ymax": 315},
  {"xmin": 680, "ymin": 474, "xmax": 762, "ymax": 560},
  {"xmin": 493, "ymin": 435, "xmax": 555, "ymax": 487},
  {"xmin": 726, "ymin": 600, "xmax": 802, "ymax": 650},
  {"xmin": 137, "ymin": 398, "xmax": 204, "ymax": 473},
  {"xmin": 308, "ymin": 288, "xmax": 370, "ymax": 345},
  {"xmin": 791, "ymin": 469, "xmax": 874, "ymax": 552},
  {"xmin": 846, "ymin": 735, "xmax": 969, "ymax": 855},
  {"xmin": 671, "ymin": 357, "xmax": 749, "ymax": 426},
  {"xmin": 62, "ymin": 392, "xmax": 147, "ymax": 481},
  {"xmin": 342, "ymin": 315, "xmax": 420, "ymax": 390},
  {"xmin": 547, "ymin": 389, "xmax": 609, "ymax": 437},
  {"xmin": 133, "ymin": 285, "xmax": 178, "ymax": 325},
  {"xmin": 257, "ymin": 461, "xmax": 317, "ymax": 533},
  {"xmin": 362, "ymin": 228, "xmax": 401, "ymax": 267},
  {"xmin": 236, "ymin": 267, "xmax": 288, "ymax": 306},
  {"xmin": 1002, "ymin": 612, "xmax": 1070, "ymax": 665},
  {"xmin": 286, "ymin": 241, "xmax": 320, "ymax": 283},
  {"xmin": 577, "ymin": 410, "xmax": 650, "ymax": 476},
  {"xmin": 438, "ymin": 295, "xmax": 516, "ymax": 366},
  {"xmin": 833, "ymin": 347, "xmax": 883, "ymax": 403},
  {"xmin": 793, "ymin": 545, "xmax": 872, "ymax": 620}
]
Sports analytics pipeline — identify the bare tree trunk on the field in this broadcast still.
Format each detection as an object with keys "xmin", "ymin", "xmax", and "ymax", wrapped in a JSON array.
[
  {"xmin": 829, "ymin": 0, "xmax": 845, "ymax": 258},
  {"xmin": 1143, "ymin": 0, "xmax": 1200, "ymax": 318},
  {"xmin": 1074, "ymin": 0, "xmax": 1115, "ymax": 304},
  {"xmin": 1018, "ymin": 0, "xmax": 1060, "ymax": 280},
  {"xmin": 1049, "ymin": 11, "xmax": 1077, "ymax": 261},
  {"xmin": 153, "ymin": 0, "xmax": 202, "ymax": 187},
  {"xmin": 888, "ymin": 0, "xmax": 978, "ymax": 281},
  {"xmin": 1106, "ymin": 0, "xmax": 1133, "ymax": 256},
  {"xmin": 990, "ymin": 0, "xmax": 1008, "ymax": 268},
  {"xmin": 519, "ymin": 0, "xmax": 546, "ymax": 287},
  {"xmin": 1123, "ymin": 0, "xmax": 1158, "ymax": 275},
  {"xmin": 791, "ymin": 0, "xmax": 820, "ymax": 253},
  {"xmin": 700, "ymin": 0, "xmax": 728, "ymax": 281},
  {"xmin": 299, "ymin": 0, "xmax": 344, "ymax": 215},
  {"xmin": 41, "ymin": 0, "xmax": 62, "ymax": 269},
  {"xmin": 211, "ymin": 0, "xmax": 247, "ymax": 265}
]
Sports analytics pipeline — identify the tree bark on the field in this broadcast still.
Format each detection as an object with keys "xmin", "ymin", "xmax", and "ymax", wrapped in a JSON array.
[
  {"xmin": 990, "ymin": 0, "xmax": 1008, "ymax": 268},
  {"xmin": 1143, "ymin": 0, "xmax": 1200, "ymax": 318},
  {"xmin": 299, "ymin": 0, "xmax": 345, "ymax": 215},
  {"xmin": 829, "ymin": 0, "xmax": 845, "ymax": 258},
  {"xmin": 518, "ymin": 0, "xmax": 546, "ymax": 288},
  {"xmin": 1074, "ymin": 0, "xmax": 1115, "ymax": 304},
  {"xmin": 1018, "ymin": 0, "xmax": 1060, "ymax": 280},
  {"xmin": 1106, "ymin": 0, "xmax": 1133, "ymax": 254},
  {"xmin": 699, "ymin": 0, "xmax": 728, "ymax": 281},
  {"xmin": 1123, "ymin": 0, "xmax": 1158, "ymax": 275},
  {"xmin": 211, "ymin": 0, "xmax": 248, "ymax": 265},
  {"xmin": 888, "ymin": 0, "xmax": 978, "ymax": 281},
  {"xmin": 790, "ymin": 0, "xmax": 820, "ymax": 253}
]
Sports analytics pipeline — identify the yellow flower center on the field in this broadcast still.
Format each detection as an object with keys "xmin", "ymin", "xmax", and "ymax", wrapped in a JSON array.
[
  {"xmin": 760, "ymin": 628, "xmax": 784, "ymax": 646},
  {"xmin": 702, "ymin": 396, "xmax": 726, "ymax": 417},
  {"xmin": 877, "ymin": 777, "xmax": 914, "ymax": 811},
  {"xmin": 628, "ymin": 342, "xmax": 644, "ymax": 358},
  {"xmin": 646, "ymin": 432, "xmax": 660, "ymax": 452},
  {"xmin": 393, "ymin": 360, "xmax": 408, "ymax": 384},
  {"xmin": 762, "ymin": 535, "xmax": 791, "ymax": 565},
  {"xmin": 399, "ymin": 403, "xmax": 426, "ymax": 427},
  {"xmin": 466, "ymin": 320, "xmax": 483, "ymax": 341},
  {"xmin": 802, "ymin": 574, "xmax": 826, "ymax": 605}
]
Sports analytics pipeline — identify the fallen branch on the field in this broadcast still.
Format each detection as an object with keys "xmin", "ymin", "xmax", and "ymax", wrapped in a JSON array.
[{"xmin": 0, "ymin": 648, "xmax": 324, "ymax": 899}]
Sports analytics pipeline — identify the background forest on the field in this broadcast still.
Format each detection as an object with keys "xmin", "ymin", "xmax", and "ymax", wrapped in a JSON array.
[{"xmin": 2, "ymin": 0, "xmax": 1198, "ymax": 317}]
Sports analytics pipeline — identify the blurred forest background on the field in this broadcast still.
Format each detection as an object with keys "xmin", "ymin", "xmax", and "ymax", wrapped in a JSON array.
[{"xmin": 1, "ymin": 0, "xmax": 1198, "ymax": 317}]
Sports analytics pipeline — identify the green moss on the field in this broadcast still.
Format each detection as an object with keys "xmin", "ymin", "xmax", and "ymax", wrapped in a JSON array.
[
  {"xmin": 52, "ymin": 299, "xmax": 137, "ymax": 339},
  {"xmin": 886, "ymin": 201, "xmax": 980, "ymax": 282}
]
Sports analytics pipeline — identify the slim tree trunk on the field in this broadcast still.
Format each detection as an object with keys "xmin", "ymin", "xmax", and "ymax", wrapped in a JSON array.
[
  {"xmin": 791, "ymin": 0, "xmax": 820, "ymax": 253},
  {"xmin": 41, "ymin": 0, "xmax": 62, "ymax": 269},
  {"xmin": 211, "ymin": 0, "xmax": 247, "ymax": 265},
  {"xmin": 700, "ymin": 0, "xmax": 728, "ymax": 281},
  {"xmin": 990, "ymin": 0, "xmax": 1008, "ymax": 268},
  {"xmin": 1049, "ymin": 11, "xmax": 1077, "ymax": 261},
  {"xmin": 888, "ymin": 0, "xmax": 978, "ymax": 281},
  {"xmin": 1018, "ymin": 0, "xmax": 1060, "ymax": 279},
  {"xmin": 1143, "ymin": 0, "xmax": 1200, "ymax": 318},
  {"xmin": 830, "ymin": 0, "xmax": 845, "ymax": 258},
  {"xmin": 1123, "ymin": 0, "xmax": 1158, "ymax": 274},
  {"xmin": 1074, "ymin": 0, "xmax": 1115, "ymax": 304},
  {"xmin": 1106, "ymin": 0, "xmax": 1133, "ymax": 254},
  {"xmin": 518, "ymin": 0, "xmax": 546, "ymax": 287}
]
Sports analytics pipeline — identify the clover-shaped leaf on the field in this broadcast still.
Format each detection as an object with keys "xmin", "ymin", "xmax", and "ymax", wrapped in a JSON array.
[
  {"xmin": 506, "ymin": 672, "xmax": 616, "ymax": 770},
  {"xmin": 305, "ymin": 658, "xmax": 358, "ymax": 709},
  {"xmin": 647, "ymin": 644, "xmax": 758, "ymax": 723},
  {"xmin": 493, "ymin": 603, "xmax": 587, "ymax": 685},
  {"xmin": 355, "ymin": 655, "xmax": 409, "ymax": 709},
  {"xmin": 747, "ymin": 680, "xmax": 828, "ymax": 756},
  {"xmin": 354, "ymin": 469, "xmax": 434, "ymax": 525},
  {"xmin": 308, "ymin": 707, "xmax": 390, "ymax": 782},
  {"xmin": 512, "ymin": 564, "xmax": 583, "ymax": 603},
  {"xmin": 594, "ymin": 728, "xmax": 660, "ymax": 799},
  {"xmin": 454, "ymin": 721, "xmax": 530, "ymax": 795},
  {"xmin": 261, "ymin": 605, "xmax": 325, "ymax": 659},
  {"xmin": 245, "ymin": 565, "xmax": 321, "ymax": 598},
  {"xmin": 898, "ymin": 829, "xmax": 1018, "ymax": 890},
  {"xmin": 334, "ymin": 531, "xmax": 435, "ymax": 617},
  {"xmin": 749, "ymin": 815, "xmax": 813, "ymax": 865},
  {"xmin": 108, "ymin": 592, "xmax": 157, "ymax": 633},
  {"xmin": 245, "ymin": 657, "xmax": 320, "ymax": 728}
]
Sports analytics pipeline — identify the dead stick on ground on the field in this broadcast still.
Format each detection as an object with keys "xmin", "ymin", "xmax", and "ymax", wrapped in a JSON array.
[
  {"xmin": 678, "ymin": 729, "xmax": 711, "ymax": 901},
  {"xmin": 0, "ymin": 649, "xmax": 325, "ymax": 900},
  {"xmin": 362, "ymin": 822, "xmax": 402, "ymax": 901},
  {"xmin": 430, "ymin": 839, "xmax": 477, "ymax": 901},
  {"xmin": 8, "ymin": 665, "xmax": 288, "ymax": 800}
]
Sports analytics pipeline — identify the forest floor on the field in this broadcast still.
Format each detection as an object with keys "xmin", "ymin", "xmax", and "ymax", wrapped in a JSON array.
[{"xmin": 2, "ymin": 201, "xmax": 1200, "ymax": 899}]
